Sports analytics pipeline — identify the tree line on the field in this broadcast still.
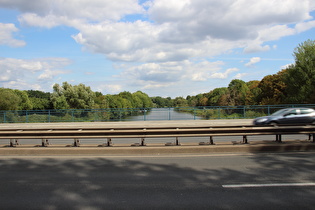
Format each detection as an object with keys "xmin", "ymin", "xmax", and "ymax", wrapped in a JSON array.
[
  {"xmin": 0, "ymin": 83, "xmax": 154, "ymax": 111},
  {"xmin": 0, "ymin": 39, "xmax": 314, "ymax": 111}
]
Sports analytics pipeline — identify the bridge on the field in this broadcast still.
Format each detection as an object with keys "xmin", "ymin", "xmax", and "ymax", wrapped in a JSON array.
[{"xmin": 1, "ymin": 119, "xmax": 315, "ymax": 155}]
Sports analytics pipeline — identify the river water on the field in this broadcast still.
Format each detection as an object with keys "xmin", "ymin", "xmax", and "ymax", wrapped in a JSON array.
[{"xmin": 126, "ymin": 108, "xmax": 203, "ymax": 121}]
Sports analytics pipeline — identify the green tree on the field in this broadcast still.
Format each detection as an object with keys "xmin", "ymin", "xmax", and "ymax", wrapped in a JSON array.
[
  {"xmin": 51, "ymin": 82, "xmax": 95, "ymax": 109},
  {"xmin": 26, "ymin": 90, "xmax": 52, "ymax": 110},
  {"xmin": 246, "ymin": 80, "xmax": 262, "ymax": 105},
  {"xmin": 0, "ymin": 88, "xmax": 21, "ymax": 110},
  {"xmin": 173, "ymin": 97, "xmax": 188, "ymax": 107},
  {"xmin": 13, "ymin": 90, "xmax": 33, "ymax": 110},
  {"xmin": 258, "ymin": 71, "xmax": 286, "ymax": 104},
  {"xmin": 227, "ymin": 79, "xmax": 249, "ymax": 106},
  {"xmin": 207, "ymin": 87, "xmax": 228, "ymax": 106},
  {"xmin": 284, "ymin": 39, "xmax": 315, "ymax": 103},
  {"xmin": 132, "ymin": 91, "xmax": 153, "ymax": 108}
]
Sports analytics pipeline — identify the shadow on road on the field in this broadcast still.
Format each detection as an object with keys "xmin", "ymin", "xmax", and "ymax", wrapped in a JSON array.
[{"xmin": 0, "ymin": 153, "xmax": 315, "ymax": 209}]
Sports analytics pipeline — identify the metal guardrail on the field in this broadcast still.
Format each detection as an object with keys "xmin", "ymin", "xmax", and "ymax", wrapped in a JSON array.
[{"xmin": 1, "ymin": 124, "xmax": 315, "ymax": 147}]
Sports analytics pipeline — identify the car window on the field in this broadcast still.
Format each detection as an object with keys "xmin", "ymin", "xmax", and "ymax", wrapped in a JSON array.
[
  {"xmin": 300, "ymin": 109, "xmax": 314, "ymax": 115},
  {"xmin": 286, "ymin": 110, "xmax": 297, "ymax": 116},
  {"xmin": 272, "ymin": 109, "xmax": 289, "ymax": 116}
]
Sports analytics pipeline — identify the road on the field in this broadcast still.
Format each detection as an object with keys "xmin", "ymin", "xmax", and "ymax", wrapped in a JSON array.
[{"xmin": 1, "ymin": 152, "xmax": 315, "ymax": 209}]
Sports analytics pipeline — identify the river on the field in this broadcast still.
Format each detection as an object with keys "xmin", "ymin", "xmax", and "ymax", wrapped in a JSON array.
[{"xmin": 126, "ymin": 108, "xmax": 203, "ymax": 121}]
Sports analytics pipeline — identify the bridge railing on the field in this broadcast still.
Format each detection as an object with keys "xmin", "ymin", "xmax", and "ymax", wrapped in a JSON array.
[{"xmin": 1, "ymin": 104, "xmax": 315, "ymax": 123}]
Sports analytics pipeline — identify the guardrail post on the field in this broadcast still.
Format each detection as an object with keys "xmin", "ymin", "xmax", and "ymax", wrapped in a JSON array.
[
  {"xmin": 73, "ymin": 139, "xmax": 80, "ymax": 147},
  {"xmin": 41, "ymin": 139, "xmax": 50, "ymax": 147},
  {"xmin": 209, "ymin": 136, "xmax": 214, "ymax": 145},
  {"xmin": 106, "ymin": 138, "xmax": 113, "ymax": 146},
  {"xmin": 242, "ymin": 136, "xmax": 248, "ymax": 144},
  {"xmin": 10, "ymin": 139, "xmax": 14, "ymax": 147},
  {"xmin": 10, "ymin": 139, "xmax": 19, "ymax": 147},
  {"xmin": 276, "ymin": 134, "xmax": 282, "ymax": 143},
  {"xmin": 141, "ymin": 138, "xmax": 146, "ymax": 146},
  {"xmin": 175, "ymin": 137, "xmax": 181, "ymax": 146}
]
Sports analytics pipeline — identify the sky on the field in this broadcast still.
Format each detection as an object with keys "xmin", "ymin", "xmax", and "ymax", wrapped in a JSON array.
[{"xmin": 0, "ymin": 0, "xmax": 315, "ymax": 98}]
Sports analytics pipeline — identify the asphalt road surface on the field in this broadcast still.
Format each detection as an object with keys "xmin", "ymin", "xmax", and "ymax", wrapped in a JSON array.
[{"xmin": 1, "ymin": 152, "xmax": 315, "ymax": 209}]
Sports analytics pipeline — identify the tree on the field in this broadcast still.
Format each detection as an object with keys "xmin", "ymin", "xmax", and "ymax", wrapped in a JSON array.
[
  {"xmin": 12, "ymin": 90, "xmax": 33, "ymax": 110},
  {"xmin": 173, "ymin": 97, "xmax": 188, "ymax": 107},
  {"xmin": 0, "ymin": 88, "xmax": 21, "ymax": 110},
  {"xmin": 26, "ymin": 90, "xmax": 52, "ymax": 110},
  {"xmin": 51, "ymin": 82, "xmax": 95, "ymax": 109},
  {"xmin": 132, "ymin": 91, "xmax": 153, "ymax": 108},
  {"xmin": 258, "ymin": 71, "xmax": 286, "ymax": 104},
  {"xmin": 227, "ymin": 79, "xmax": 249, "ymax": 106},
  {"xmin": 284, "ymin": 39, "xmax": 315, "ymax": 103},
  {"xmin": 246, "ymin": 80, "xmax": 262, "ymax": 105},
  {"xmin": 207, "ymin": 87, "xmax": 228, "ymax": 106}
]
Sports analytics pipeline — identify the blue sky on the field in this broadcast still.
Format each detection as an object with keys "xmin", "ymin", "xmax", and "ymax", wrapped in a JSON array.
[{"xmin": 0, "ymin": 0, "xmax": 315, "ymax": 98}]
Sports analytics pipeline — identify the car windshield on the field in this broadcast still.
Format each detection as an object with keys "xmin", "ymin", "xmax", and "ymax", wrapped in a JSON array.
[{"xmin": 271, "ymin": 109, "xmax": 290, "ymax": 116}]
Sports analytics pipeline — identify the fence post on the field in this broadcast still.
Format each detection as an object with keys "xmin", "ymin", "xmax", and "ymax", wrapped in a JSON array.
[
  {"xmin": 26, "ymin": 110, "xmax": 28, "ymax": 123},
  {"xmin": 243, "ymin": 106, "xmax": 246, "ymax": 118},
  {"xmin": 71, "ymin": 110, "xmax": 74, "ymax": 122},
  {"xmin": 218, "ymin": 107, "xmax": 221, "ymax": 119},
  {"xmin": 169, "ymin": 107, "xmax": 171, "ymax": 120},
  {"xmin": 144, "ymin": 109, "xmax": 146, "ymax": 121}
]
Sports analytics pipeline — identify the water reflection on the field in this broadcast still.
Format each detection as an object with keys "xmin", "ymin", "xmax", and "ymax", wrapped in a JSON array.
[{"xmin": 126, "ymin": 108, "xmax": 203, "ymax": 121}]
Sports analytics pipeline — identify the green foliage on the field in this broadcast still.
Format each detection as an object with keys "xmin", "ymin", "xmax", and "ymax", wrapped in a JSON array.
[
  {"xmin": 0, "ymin": 88, "xmax": 21, "ymax": 110},
  {"xmin": 207, "ymin": 87, "xmax": 228, "ymax": 106},
  {"xmin": 284, "ymin": 39, "xmax": 315, "ymax": 103},
  {"xmin": 258, "ymin": 70, "xmax": 286, "ymax": 104},
  {"xmin": 51, "ymin": 82, "xmax": 95, "ymax": 109},
  {"xmin": 173, "ymin": 97, "xmax": 188, "ymax": 107},
  {"xmin": 151, "ymin": 96, "xmax": 173, "ymax": 108},
  {"xmin": 13, "ymin": 90, "xmax": 33, "ymax": 110},
  {"xmin": 228, "ymin": 79, "xmax": 250, "ymax": 106},
  {"xmin": 26, "ymin": 90, "xmax": 52, "ymax": 110}
]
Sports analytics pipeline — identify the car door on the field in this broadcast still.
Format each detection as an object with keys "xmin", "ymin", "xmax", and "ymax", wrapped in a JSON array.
[
  {"xmin": 278, "ymin": 109, "xmax": 298, "ymax": 124},
  {"xmin": 294, "ymin": 108, "xmax": 314, "ymax": 124}
]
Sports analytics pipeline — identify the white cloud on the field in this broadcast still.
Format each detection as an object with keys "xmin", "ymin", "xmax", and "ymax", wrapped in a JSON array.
[
  {"xmin": 114, "ymin": 60, "xmax": 238, "ymax": 93},
  {"xmin": 2, "ymin": 0, "xmax": 313, "ymax": 62},
  {"xmin": 9, "ymin": 0, "xmax": 144, "ymax": 24},
  {"xmin": 234, "ymin": 73, "xmax": 248, "ymax": 79},
  {"xmin": 245, "ymin": 57, "xmax": 261, "ymax": 67},
  {"xmin": 95, "ymin": 84, "xmax": 123, "ymax": 94},
  {"xmin": 1, "ymin": 0, "xmax": 315, "ymax": 97},
  {"xmin": 0, "ymin": 57, "xmax": 71, "ymax": 90},
  {"xmin": 209, "ymin": 68, "xmax": 239, "ymax": 79},
  {"xmin": 0, "ymin": 23, "xmax": 25, "ymax": 47}
]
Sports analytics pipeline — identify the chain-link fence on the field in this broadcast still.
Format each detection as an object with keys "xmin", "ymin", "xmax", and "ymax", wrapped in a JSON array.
[{"xmin": 0, "ymin": 104, "xmax": 314, "ymax": 123}]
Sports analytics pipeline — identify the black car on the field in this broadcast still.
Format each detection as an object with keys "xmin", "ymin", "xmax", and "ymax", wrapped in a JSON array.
[{"xmin": 253, "ymin": 108, "xmax": 315, "ymax": 125}]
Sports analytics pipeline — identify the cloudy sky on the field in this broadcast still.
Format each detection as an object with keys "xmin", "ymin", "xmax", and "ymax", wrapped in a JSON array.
[{"xmin": 0, "ymin": 0, "xmax": 315, "ymax": 98}]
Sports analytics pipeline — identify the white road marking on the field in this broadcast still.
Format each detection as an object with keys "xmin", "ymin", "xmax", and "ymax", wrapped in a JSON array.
[{"xmin": 223, "ymin": 183, "xmax": 315, "ymax": 188}]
